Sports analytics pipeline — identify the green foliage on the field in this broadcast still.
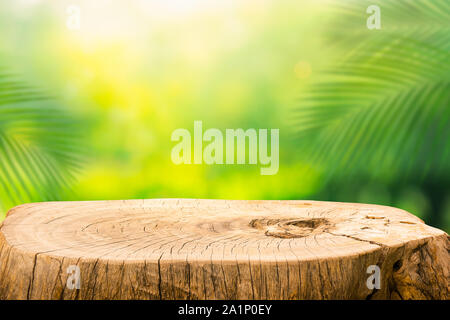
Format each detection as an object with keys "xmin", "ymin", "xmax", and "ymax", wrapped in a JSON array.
[
  {"xmin": 294, "ymin": 0, "xmax": 450, "ymax": 183},
  {"xmin": 0, "ymin": 69, "xmax": 81, "ymax": 213},
  {"xmin": 0, "ymin": 0, "xmax": 448, "ymax": 231}
]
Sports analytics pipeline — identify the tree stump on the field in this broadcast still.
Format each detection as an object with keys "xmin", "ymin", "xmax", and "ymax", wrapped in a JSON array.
[{"xmin": 0, "ymin": 199, "xmax": 448, "ymax": 300}]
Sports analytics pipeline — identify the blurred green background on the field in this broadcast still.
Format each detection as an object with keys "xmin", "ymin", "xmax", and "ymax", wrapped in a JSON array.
[{"xmin": 0, "ymin": 0, "xmax": 449, "ymax": 231}]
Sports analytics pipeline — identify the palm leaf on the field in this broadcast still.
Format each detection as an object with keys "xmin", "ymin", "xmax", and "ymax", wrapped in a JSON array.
[
  {"xmin": 294, "ymin": 0, "xmax": 450, "ymax": 184},
  {"xmin": 0, "ymin": 68, "xmax": 82, "ymax": 213}
]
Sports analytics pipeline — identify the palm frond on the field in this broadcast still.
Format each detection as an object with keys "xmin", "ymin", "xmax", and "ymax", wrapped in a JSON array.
[
  {"xmin": 294, "ymin": 0, "xmax": 450, "ymax": 183},
  {"xmin": 0, "ymin": 69, "xmax": 82, "ymax": 213}
]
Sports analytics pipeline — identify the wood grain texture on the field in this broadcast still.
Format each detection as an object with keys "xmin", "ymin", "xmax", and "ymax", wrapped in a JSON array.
[{"xmin": 0, "ymin": 199, "xmax": 448, "ymax": 300}]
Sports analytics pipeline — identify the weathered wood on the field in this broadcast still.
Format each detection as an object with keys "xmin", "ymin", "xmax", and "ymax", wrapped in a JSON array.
[{"xmin": 0, "ymin": 199, "xmax": 448, "ymax": 300}]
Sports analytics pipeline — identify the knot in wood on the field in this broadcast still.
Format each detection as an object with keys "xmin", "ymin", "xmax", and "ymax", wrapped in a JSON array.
[{"xmin": 249, "ymin": 217, "xmax": 331, "ymax": 238}]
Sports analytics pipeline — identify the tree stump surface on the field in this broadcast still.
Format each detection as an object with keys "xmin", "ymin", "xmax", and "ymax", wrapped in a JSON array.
[{"xmin": 0, "ymin": 199, "xmax": 448, "ymax": 300}]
